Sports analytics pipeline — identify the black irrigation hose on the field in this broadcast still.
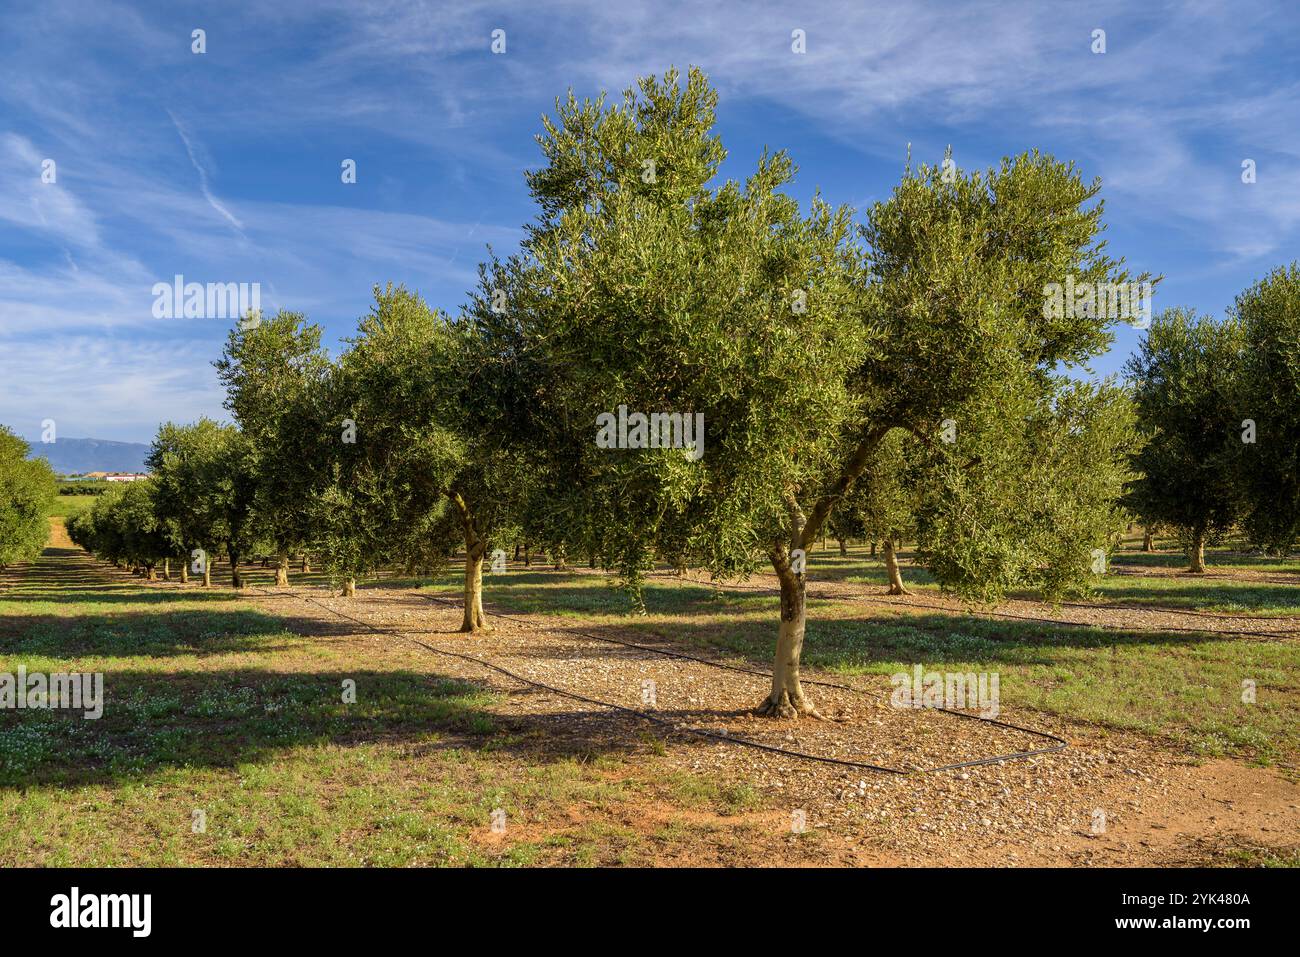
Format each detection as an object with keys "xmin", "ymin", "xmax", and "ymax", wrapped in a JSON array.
[
  {"xmin": 83, "ymin": 552, "xmax": 1064, "ymax": 774},
  {"xmin": 1054, "ymin": 599, "xmax": 1300, "ymax": 624},
  {"xmin": 836, "ymin": 591, "xmax": 1300, "ymax": 643},
  {"xmin": 270, "ymin": 586, "xmax": 916, "ymax": 773},
  {"xmin": 642, "ymin": 570, "xmax": 1300, "ymax": 643},
  {"xmin": 405, "ymin": 592, "xmax": 1069, "ymax": 774},
  {"xmin": 1108, "ymin": 567, "xmax": 1300, "ymax": 589}
]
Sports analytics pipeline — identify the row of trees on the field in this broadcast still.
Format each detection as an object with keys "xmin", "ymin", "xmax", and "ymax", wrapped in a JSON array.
[
  {"xmin": 0, "ymin": 428, "xmax": 56, "ymax": 569},
  {"xmin": 1125, "ymin": 266, "xmax": 1300, "ymax": 571},
  {"xmin": 63, "ymin": 68, "xmax": 1295, "ymax": 717}
]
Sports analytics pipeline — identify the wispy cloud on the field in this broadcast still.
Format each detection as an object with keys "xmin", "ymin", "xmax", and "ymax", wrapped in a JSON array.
[
  {"xmin": 0, "ymin": 335, "xmax": 227, "ymax": 443},
  {"xmin": 166, "ymin": 110, "xmax": 245, "ymax": 235},
  {"xmin": 1, "ymin": 0, "xmax": 1297, "ymax": 441}
]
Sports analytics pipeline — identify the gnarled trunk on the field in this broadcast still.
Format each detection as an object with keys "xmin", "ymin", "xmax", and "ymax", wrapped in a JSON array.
[
  {"xmin": 461, "ymin": 542, "xmax": 490, "ymax": 633},
  {"xmin": 753, "ymin": 426, "xmax": 892, "ymax": 718},
  {"xmin": 202, "ymin": 559, "xmax": 212, "ymax": 587},
  {"xmin": 884, "ymin": 537, "xmax": 910, "ymax": 595},
  {"xmin": 179, "ymin": 559, "xmax": 188, "ymax": 584},
  {"xmin": 449, "ymin": 490, "xmax": 491, "ymax": 634},
  {"xmin": 837, "ymin": 537, "xmax": 847, "ymax": 557},
  {"xmin": 342, "ymin": 577, "xmax": 356, "ymax": 597},
  {"xmin": 163, "ymin": 557, "xmax": 170, "ymax": 581},
  {"xmin": 230, "ymin": 551, "xmax": 244, "ymax": 589},
  {"xmin": 756, "ymin": 545, "xmax": 819, "ymax": 718},
  {"xmin": 146, "ymin": 564, "xmax": 157, "ymax": 581},
  {"xmin": 1189, "ymin": 530, "xmax": 1207, "ymax": 573},
  {"xmin": 275, "ymin": 553, "xmax": 289, "ymax": 587},
  {"xmin": 1142, "ymin": 527, "xmax": 1154, "ymax": 552}
]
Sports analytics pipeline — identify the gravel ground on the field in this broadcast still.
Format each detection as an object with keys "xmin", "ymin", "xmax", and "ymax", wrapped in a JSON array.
[{"xmin": 252, "ymin": 580, "xmax": 1299, "ymax": 866}]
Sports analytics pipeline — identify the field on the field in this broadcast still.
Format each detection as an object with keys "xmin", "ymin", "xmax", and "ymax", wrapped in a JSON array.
[
  {"xmin": 43, "ymin": 495, "xmax": 98, "ymax": 519},
  {"xmin": 0, "ymin": 520, "xmax": 1296, "ymax": 867}
]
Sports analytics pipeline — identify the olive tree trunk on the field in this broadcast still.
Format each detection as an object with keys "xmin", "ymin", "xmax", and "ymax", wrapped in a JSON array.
[
  {"xmin": 230, "ymin": 550, "xmax": 244, "ymax": 589},
  {"xmin": 450, "ymin": 491, "xmax": 491, "ymax": 633},
  {"xmin": 461, "ymin": 542, "xmax": 490, "ymax": 633},
  {"xmin": 754, "ymin": 427, "xmax": 891, "ymax": 719},
  {"xmin": 1142, "ymin": 527, "xmax": 1154, "ymax": 552},
  {"xmin": 756, "ymin": 542, "xmax": 819, "ymax": 718},
  {"xmin": 884, "ymin": 537, "xmax": 910, "ymax": 594},
  {"xmin": 275, "ymin": 553, "xmax": 289, "ymax": 586},
  {"xmin": 342, "ymin": 577, "xmax": 356, "ymax": 597},
  {"xmin": 1189, "ymin": 529, "xmax": 1207, "ymax": 573}
]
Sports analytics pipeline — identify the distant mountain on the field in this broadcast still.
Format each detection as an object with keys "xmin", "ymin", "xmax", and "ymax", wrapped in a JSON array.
[{"xmin": 27, "ymin": 437, "xmax": 150, "ymax": 475}]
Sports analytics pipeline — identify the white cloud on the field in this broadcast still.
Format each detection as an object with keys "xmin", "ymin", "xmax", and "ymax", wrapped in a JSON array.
[
  {"xmin": 0, "ymin": 335, "xmax": 226, "ymax": 442},
  {"xmin": 167, "ymin": 110, "xmax": 245, "ymax": 235},
  {"xmin": 0, "ymin": 133, "xmax": 102, "ymax": 249}
]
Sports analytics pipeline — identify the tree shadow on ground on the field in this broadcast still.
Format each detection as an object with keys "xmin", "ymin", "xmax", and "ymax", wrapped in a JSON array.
[
  {"xmin": 0, "ymin": 605, "xmax": 358, "ymax": 659},
  {"xmin": 485, "ymin": 590, "xmax": 1245, "ymax": 677},
  {"xmin": 1087, "ymin": 583, "xmax": 1300, "ymax": 611},
  {"xmin": 0, "ymin": 665, "xmax": 685, "ymax": 792},
  {"xmin": 1111, "ymin": 550, "xmax": 1300, "ymax": 572}
]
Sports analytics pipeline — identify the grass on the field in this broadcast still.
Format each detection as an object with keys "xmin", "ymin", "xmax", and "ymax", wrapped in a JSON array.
[
  {"xmin": 0, "ymin": 543, "xmax": 768, "ymax": 866},
  {"xmin": 44, "ymin": 494, "xmax": 98, "ymax": 518}
]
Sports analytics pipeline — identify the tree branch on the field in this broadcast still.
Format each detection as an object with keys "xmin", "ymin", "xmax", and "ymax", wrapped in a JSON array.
[{"xmin": 798, "ymin": 424, "xmax": 892, "ymax": 551}]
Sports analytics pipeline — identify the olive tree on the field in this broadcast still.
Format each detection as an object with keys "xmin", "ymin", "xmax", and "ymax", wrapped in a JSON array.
[
  {"xmin": 828, "ymin": 432, "xmax": 923, "ymax": 594},
  {"xmin": 313, "ymin": 284, "xmax": 519, "ymax": 625},
  {"xmin": 146, "ymin": 419, "xmax": 257, "ymax": 586},
  {"xmin": 214, "ymin": 311, "xmax": 332, "ymax": 585},
  {"xmin": 1234, "ymin": 263, "xmax": 1300, "ymax": 554},
  {"xmin": 1125, "ymin": 308, "xmax": 1246, "ymax": 571},
  {"xmin": 70, "ymin": 480, "xmax": 173, "ymax": 578},
  {"xmin": 484, "ymin": 68, "xmax": 1142, "ymax": 717},
  {"xmin": 0, "ymin": 427, "xmax": 56, "ymax": 568}
]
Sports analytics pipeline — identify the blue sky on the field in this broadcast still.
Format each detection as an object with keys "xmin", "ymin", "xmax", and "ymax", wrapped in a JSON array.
[{"xmin": 2, "ymin": 0, "xmax": 1298, "ymax": 443}]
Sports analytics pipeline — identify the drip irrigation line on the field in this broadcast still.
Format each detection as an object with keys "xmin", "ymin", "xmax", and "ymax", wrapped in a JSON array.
[
  {"xmin": 1054, "ymin": 600, "xmax": 1300, "ymax": 624},
  {"xmin": 642, "ymin": 571, "xmax": 1300, "ymax": 643},
  {"xmin": 407, "ymin": 592, "xmax": 1069, "ymax": 773},
  {"xmin": 836, "ymin": 591, "xmax": 1300, "ymax": 642},
  {"xmin": 265, "ymin": 586, "xmax": 909, "ymax": 774},
  {"xmin": 90, "ymin": 552, "xmax": 1064, "ymax": 774},
  {"xmin": 1108, "ymin": 567, "xmax": 1300, "ymax": 588}
]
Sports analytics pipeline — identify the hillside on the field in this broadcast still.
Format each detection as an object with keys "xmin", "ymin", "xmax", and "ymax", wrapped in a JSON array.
[{"xmin": 26, "ymin": 437, "xmax": 150, "ymax": 475}]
